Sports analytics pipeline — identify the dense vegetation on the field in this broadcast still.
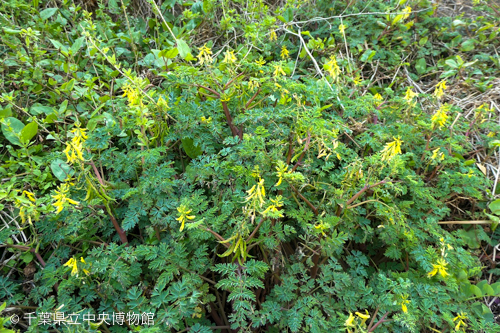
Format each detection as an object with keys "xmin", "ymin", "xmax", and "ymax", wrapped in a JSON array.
[{"xmin": 1, "ymin": 0, "xmax": 500, "ymax": 332}]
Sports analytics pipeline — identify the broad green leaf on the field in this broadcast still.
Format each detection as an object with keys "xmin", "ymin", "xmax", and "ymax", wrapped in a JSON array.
[
  {"xmin": 419, "ymin": 36, "xmax": 428, "ymax": 46},
  {"xmin": 469, "ymin": 285, "xmax": 482, "ymax": 298},
  {"xmin": 21, "ymin": 252, "xmax": 34, "ymax": 264},
  {"xmin": 1, "ymin": 117, "xmax": 25, "ymax": 146},
  {"xmin": 50, "ymin": 159, "xmax": 74, "ymax": 181},
  {"xmin": 30, "ymin": 103, "xmax": 54, "ymax": 115},
  {"xmin": 165, "ymin": 48, "xmax": 179, "ymax": 58},
  {"xmin": 59, "ymin": 100, "xmax": 69, "ymax": 114},
  {"xmin": 181, "ymin": 137, "xmax": 202, "ymax": 159},
  {"xmin": 0, "ymin": 105, "xmax": 12, "ymax": 119},
  {"xmin": 40, "ymin": 8, "xmax": 58, "ymax": 20},
  {"xmin": 177, "ymin": 39, "xmax": 191, "ymax": 59},
  {"xmin": 460, "ymin": 39, "xmax": 476, "ymax": 52},
  {"xmin": 415, "ymin": 58, "xmax": 426, "ymax": 75},
  {"xmin": 20, "ymin": 122, "xmax": 38, "ymax": 145},
  {"xmin": 489, "ymin": 199, "xmax": 500, "ymax": 214},
  {"xmin": 70, "ymin": 37, "xmax": 86, "ymax": 54},
  {"xmin": 445, "ymin": 59, "xmax": 458, "ymax": 69},
  {"xmin": 360, "ymin": 50, "xmax": 376, "ymax": 63}
]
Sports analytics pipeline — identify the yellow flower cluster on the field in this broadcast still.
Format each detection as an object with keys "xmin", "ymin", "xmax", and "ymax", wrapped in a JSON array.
[
  {"xmin": 201, "ymin": 116, "xmax": 212, "ymax": 124},
  {"xmin": 434, "ymin": 80, "xmax": 447, "ymax": 99},
  {"xmin": 176, "ymin": 204, "xmax": 195, "ymax": 231},
  {"xmin": 245, "ymin": 177, "xmax": 266, "ymax": 207},
  {"xmin": 431, "ymin": 103, "xmax": 450, "ymax": 129},
  {"xmin": 248, "ymin": 80, "xmax": 260, "ymax": 92},
  {"xmin": 64, "ymin": 257, "xmax": 90, "ymax": 277},
  {"xmin": 427, "ymin": 257, "xmax": 449, "ymax": 278},
  {"xmin": 122, "ymin": 83, "xmax": 142, "ymax": 106},
  {"xmin": 63, "ymin": 124, "xmax": 88, "ymax": 164},
  {"xmin": 280, "ymin": 46, "xmax": 290, "ymax": 60},
  {"xmin": 223, "ymin": 50, "xmax": 237, "ymax": 63},
  {"xmin": 453, "ymin": 312, "xmax": 468, "ymax": 331},
  {"xmin": 197, "ymin": 43, "xmax": 213, "ymax": 65},
  {"xmin": 380, "ymin": 136, "xmax": 403, "ymax": 162},
  {"xmin": 269, "ymin": 30, "xmax": 277, "ymax": 42},
  {"xmin": 401, "ymin": 294, "xmax": 410, "ymax": 313},
  {"xmin": 262, "ymin": 196, "xmax": 284, "ymax": 217},
  {"xmin": 273, "ymin": 64, "xmax": 286, "ymax": 78},
  {"xmin": 373, "ymin": 93, "xmax": 383, "ymax": 106},
  {"xmin": 16, "ymin": 190, "xmax": 38, "ymax": 225},
  {"xmin": 345, "ymin": 310, "xmax": 370, "ymax": 333},
  {"xmin": 402, "ymin": 6, "xmax": 412, "ymax": 20},
  {"xmin": 275, "ymin": 162, "xmax": 289, "ymax": 186},
  {"xmin": 430, "ymin": 148, "xmax": 445, "ymax": 162},
  {"xmin": 404, "ymin": 87, "xmax": 418, "ymax": 106},
  {"xmin": 325, "ymin": 55, "xmax": 340, "ymax": 80},
  {"xmin": 339, "ymin": 24, "xmax": 347, "ymax": 34},
  {"xmin": 255, "ymin": 57, "xmax": 266, "ymax": 67},
  {"xmin": 52, "ymin": 182, "xmax": 79, "ymax": 214}
]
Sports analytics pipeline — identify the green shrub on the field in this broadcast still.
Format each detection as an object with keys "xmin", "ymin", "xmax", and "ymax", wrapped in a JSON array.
[{"xmin": 1, "ymin": 0, "xmax": 500, "ymax": 332}]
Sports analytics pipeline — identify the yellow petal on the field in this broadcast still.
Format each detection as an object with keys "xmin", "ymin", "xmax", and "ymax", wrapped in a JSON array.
[
  {"xmin": 66, "ymin": 198, "xmax": 79, "ymax": 205},
  {"xmin": 355, "ymin": 311, "xmax": 370, "ymax": 319},
  {"xmin": 64, "ymin": 258, "xmax": 75, "ymax": 267},
  {"xmin": 275, "ymin": 177, "xmax": 282, "ymax": 187},
  {"xmin": 427, "ymin": 267, "xmax": 438, "ymax": 278}
]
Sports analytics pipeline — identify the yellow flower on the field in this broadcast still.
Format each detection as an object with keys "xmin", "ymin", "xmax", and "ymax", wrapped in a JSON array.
[
  {"xmin": 273, "ymin": 64, "xmax": 286, "ymax": 77},
  {"xmin": 487, "ymin": 132, "xmax": 496, "ymax": 138},
  {"xmin": 262, "ymin": 196, "xmax": 284, "ymax": 217},
  {"xmin": 197, "ymin": 43, "xmax": 213, "ymax": 65},
  {"xmin": 23, "ymin": 190, "xmax": 36, "ymax": 202},
  {"xmin": 402, "ymin": 6, "xmax": 412, "ymax": 20},
  {"xmin": 404, "ymin": 87, "xmax": 418, "ymax": 105},
  {"xmin": 325, "ymin": 55, "xmax": 340, "ymax": 80},
  {"xmin": 255, "ymin": 57, "xmax": 266, "ymax": 67},
  {"xmin": 275, "ymin": 162, "xmax": 289, "ymax": 186},
  {"xmin": 122, "ymin": 83, "xmax": 140, "ymax": 106},
  {"xmin": 345, "ymin": 312, "xmax": 355, "ymax": 327},
  {"xmin": 314, "ymin": 220, "xmax": 328, "ymax": 236},
  {"xmin": 339, "ymin": 24, "xmax": 347, "ymax": 34},
  {"xmin": 401, "ymin": 295, "xmax": 410, "ymax": 313},
  {"xmin": 355, "ymin": 310, "xmax": 370, "ymax": 326},
  {"xmin": 64, "ymin": 257, "xmax": 90, "ymax": 276},
  {"xmin": 269, "ymin": 30, "xmax": 277, "ymax": 42},
  {"xmin": 157, "ymin": 96, "xmax": 170, "ymax": 109},
  {"xmin": 431, "ymin": 104, "xmax": 450, "ymax": 129},
  {"xmin": 353, "ymin": 76, "xmax": 362, "ymax": 86},
  {"xmin": 373, "ymin": 93, "xmax": 383, "ymax": 107},
  {"xmin": 380, "ymin": 136, "xmax": 403, "ymax": 161},
  {"xmin": 453, "ymin": 312, "xmax": 467, "ymax": 331},
  {"xmin": 434, "ymin": 80, "xmax": 447, "ymax": 99},
  {"xmin": 245, "ymin": 177, "xmax": 266, "ymax": 207},
  {"xmin": 64, "ymin": 258, "xmax": 78, "ymax": 276},
  {"xmin": 430, "ymin": 148, "xmax": 445, "ymax": 161},
  {"xmin": 280, "ymin": 46, "xmax": 290, "ymax": 60},
  {"xmin": 427, "ymin": 258, "xmax": 449, "ymax": 278},
  {"xmin": 248, "ymin": 80, "xmax": 260, "ymax": 92},
  {"xmin": 223, "ymin": 50, "xmax": 237, "ymax": 63},
  {"xmin": 201, "ymin": 116, "xmax": 212, "ymax": 124},
  {"xmin": 64, "ymin": 124, "xmax": 88, "ymax": 164},
  {"xmin": 176, "ymin": 205, "xmax": 195, "ymax": 231},
  {"xmin": 52, "ymin": 183, "xmax": 79, "ymax": 214}
]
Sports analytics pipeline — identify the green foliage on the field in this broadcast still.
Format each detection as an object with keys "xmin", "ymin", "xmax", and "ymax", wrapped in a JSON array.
[{"xmin": 1, "ymin": 0, "xmax": 500, "ymax": 332}]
